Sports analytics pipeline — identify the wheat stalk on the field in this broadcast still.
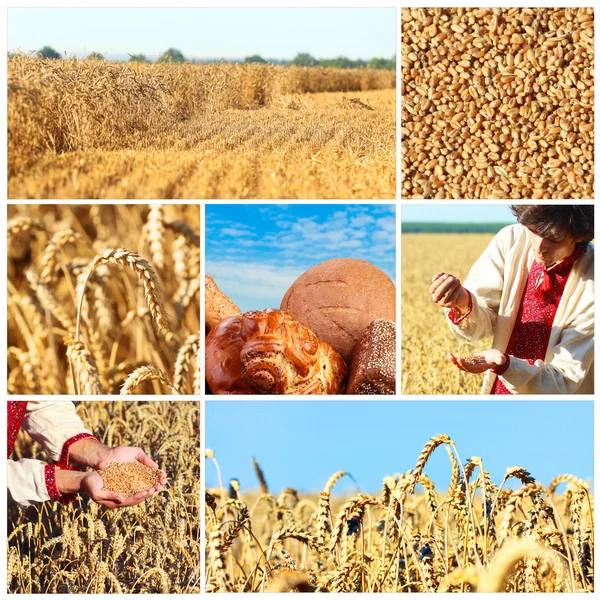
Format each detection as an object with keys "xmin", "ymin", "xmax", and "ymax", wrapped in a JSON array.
[{"xmin": 120, "ymin": 365, "xmax": 179, "ymax": 395}]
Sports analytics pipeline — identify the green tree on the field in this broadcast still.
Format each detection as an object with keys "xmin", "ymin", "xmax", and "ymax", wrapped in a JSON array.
[
  {"xmin": 128, "ymin": 53, "xmax": 149, "ymax": 63},
  {"xmin": 244, "ymin": 54, "xmax": 267, "ymax": 64},
  {"xmin": 157, "ymin": 48, "xmax": 185, "ymax": 63},
  {"xmin": 368, "ymin": 56, "xmax": 396, "ymax": 70},
  {"xmin": 291, "ymin": 52, "xmax": 318, "ymax": 67},
  {"xmin": 37, "ymin": 46, "xmax": 61, "ymax": 59},
  {"xmin": 87, "ymin": 51, "xmax": 105, "ymax": 61},
  {"xmin": 368, "ymin": 57, "xmax": 387, "ymax": 69}
]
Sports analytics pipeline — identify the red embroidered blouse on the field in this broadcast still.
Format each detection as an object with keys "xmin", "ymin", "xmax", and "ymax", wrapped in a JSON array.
[
  {"xmin": 492, "ymin": 247, "xmax": 583, "ymax": 395},
  {"xmin": 8, "ymin": 401, "xmax": 96, "ymax": 504}
]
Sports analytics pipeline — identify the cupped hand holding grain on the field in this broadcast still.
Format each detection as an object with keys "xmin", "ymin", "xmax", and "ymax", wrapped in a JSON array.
[
  {"xmin": 80, "ymin": 470, "xmax": 163, "ymax": 509},
  {"xmin": 69, "ymin": 442, "xmax": 166, "ymax": 507},
  {"xmin": 448, "ymin": 349, "xmax": 507, "ymax": 373},
  {"xmin": 430, "ymin": 273, "xmax": 470, "ymax": 312}
]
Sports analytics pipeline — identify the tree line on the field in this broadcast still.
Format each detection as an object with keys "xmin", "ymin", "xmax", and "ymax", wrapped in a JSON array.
[{"xmin": 25, "ymin": 46, "xmax": 395, "ymax": 70}]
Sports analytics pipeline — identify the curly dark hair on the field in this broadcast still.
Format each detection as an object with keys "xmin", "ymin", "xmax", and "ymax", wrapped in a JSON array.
[{"xmin": 510, "ymin": 205, "xmax": 594, "ymax": 247}]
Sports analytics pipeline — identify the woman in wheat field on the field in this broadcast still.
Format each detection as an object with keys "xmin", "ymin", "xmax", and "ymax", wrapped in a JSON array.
[
  {"xmin": 430, "ymin": 205, "xmax": 594, "ymax": 394},
  {"xmin": 8, "ymin": 401, "xmax": 166, "ymax": 506}
]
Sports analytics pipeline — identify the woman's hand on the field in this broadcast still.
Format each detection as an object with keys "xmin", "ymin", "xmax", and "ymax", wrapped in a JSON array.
[
  {"xmin": 80, "ymin": 472, "xmax": 158, "ymax": 509},
  {"xmin": 97, "ymin": 447, "xmax": 168, "ymax": 495},
  {"xmin": 430, "ymin": 273, "xmax": 470, "ymax": 313},
  {"xmin": 97, "ymin": 446, "xmax": 159, "ymax": 470},
  {"xmin": 69, "ymin": 438, "xmax": 159, "ymax": 471},
  {"xmin": 447, "ymin": 349, "xmax": 507, "ymax": 373}
]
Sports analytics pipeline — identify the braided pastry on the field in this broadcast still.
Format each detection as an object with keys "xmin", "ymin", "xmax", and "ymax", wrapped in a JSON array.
[
  {"xmin": 239, "ymin": 309, "xmax": 347, "ymax": 394},
  {"xmin": 205, "ymin": 309, "xmax": 347, "ymax": 395}
]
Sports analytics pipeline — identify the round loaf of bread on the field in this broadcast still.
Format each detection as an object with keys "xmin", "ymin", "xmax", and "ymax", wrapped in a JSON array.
[{"xmin": 280, "ymin": 258, "xmax": 396, "ymax": 363}]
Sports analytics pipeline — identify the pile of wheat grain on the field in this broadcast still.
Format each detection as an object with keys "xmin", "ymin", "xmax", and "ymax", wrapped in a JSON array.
[
  {"xmin": 8, "ymin": 401, "xmax": 200, "ymax": 593},
  {"xmin": 401, "ymin": 8, "xmax": 594, "ymax": 199},
  {"xmin": 205, "ymin": 435, "xmax": 593, "ymax": 592},
  {"xmin": 99, "ymin": 462, "xmax": 161, "ymax": 497},
  {"xmin": 7, "ymin": 204, "xmax": 200, "ymax": 395}
]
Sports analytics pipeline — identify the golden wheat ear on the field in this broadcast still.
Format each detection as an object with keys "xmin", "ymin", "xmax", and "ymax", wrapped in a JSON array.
[
  {"xmin": 76, "ymin": 248, "xmax": 170, "ymax": 342},
  {"xmin": 120, "ymin": 365, "xmax": 179, "ymax": 395}
]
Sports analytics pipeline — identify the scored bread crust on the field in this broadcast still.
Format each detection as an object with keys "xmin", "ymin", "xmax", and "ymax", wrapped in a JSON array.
[
  {"xmin": 347, "ymin": 319, "xmax": 396, "ymax": 395},
  {"xmin": 280, "ymin": 258, "xmax": 396, "ymax": 364},
  {"xmin": 205, "ymin": 275, "xmax": 241, "ymax": 333}
]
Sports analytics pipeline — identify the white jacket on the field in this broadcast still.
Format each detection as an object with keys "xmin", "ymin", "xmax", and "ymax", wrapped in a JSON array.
[
  {"xmin": 8, "ymin": 402, "xmax": 92, "ymax": 505},
  {"xmin": 445, "ymin": 225, "xmax": 594, "ymax": 395}
]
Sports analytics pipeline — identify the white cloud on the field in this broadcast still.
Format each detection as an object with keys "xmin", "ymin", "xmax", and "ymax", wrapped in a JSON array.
[
  {"xmin": 220, "ymin": 227, "xmax": 257, "ymax": 237},
  {"xmin": 350, "ymin": 214, "xmax": 375, "ymax": 228},
  {"xmin": 206, "ymin": 206, "xmax": 396, "ymax": 304},
  {"xmin": 376, "ymin": 216, "xmax": 396, "ymax": 232},
  {"xmin": 206, "ymin": 260, "xmax": 302, "ymax": 312}
]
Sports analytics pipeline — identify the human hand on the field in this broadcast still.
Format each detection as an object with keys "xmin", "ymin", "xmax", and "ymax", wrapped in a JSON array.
[
  {"xmin": 429, "ymin": 273, "xmax": 470, "ymax": 313},
  {"xmin": 447, "ymin": 349, "xmax": 507, "ymax": 373},
  {"xmin": 97, "ymin": 445, "xmax": 158, "ymax": 470},
  {"xmin": 80, "ymin": 471, "xmax": 160, "ymax": 509}
]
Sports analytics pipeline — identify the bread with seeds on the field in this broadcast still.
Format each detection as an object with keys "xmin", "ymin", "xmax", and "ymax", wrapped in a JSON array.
[{"xmin": 347, "ymin": 319, "xmax": 396, "ymax": 395}]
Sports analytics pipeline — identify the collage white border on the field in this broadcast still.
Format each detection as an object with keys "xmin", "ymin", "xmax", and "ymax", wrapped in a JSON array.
[{"xmin": 1, "ymin": 0, "xmax": 597, "ymax": 597}]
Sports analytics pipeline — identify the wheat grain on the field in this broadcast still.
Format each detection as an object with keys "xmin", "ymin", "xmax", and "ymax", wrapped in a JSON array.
[
  {"xmin": 64, "ymin": 334, "xmax": 102, "ymax": 395},
  {"xmin": 173, "ymin": 333, "xmax": 200, "ymax": 394},
  {"xmin": 76, "ymin": 248, "xmax": 169, "ymax": 339},
  {"xmin": 121, "ymin": 365, "xmax": 179, "ymax": 395},
  {"xmin": 402, "ymin": 8, "xmax": 594, "ymax": 199}
]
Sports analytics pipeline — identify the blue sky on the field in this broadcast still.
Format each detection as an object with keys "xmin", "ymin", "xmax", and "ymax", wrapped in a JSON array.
[
  {"xmin": 403, "ymin": 204, "xmax": 517, "ymax": 224},
  {"xmin": 205, "ymin": 204, "xmax": 396, "ymax": 312},
  {"xmin": 205, "ymin": 401, "xmax": 593, "ymax": 494},
  {"xmin": 8, "ymin": 8, "xmax": 396, "ymax": 60}
]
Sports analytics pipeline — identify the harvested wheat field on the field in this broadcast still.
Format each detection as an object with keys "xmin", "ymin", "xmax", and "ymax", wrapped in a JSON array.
[
  {"xmin": 205, "ymin": 436, "xmax": 593, "ymax": 592},
  {"xmin": 401, "ymin": 233, "xmax": 493, "ymax": 394},
  {"xmin": 7, "ymin": 204, "xmax": 200, "ymax": 395},
  {"xmin": 8, "ymin": 400, "xmax": 200, "ymax": 593},
  {"xmin": 8, "ymin": 58, "xmax": 396, "ymax": 199}
]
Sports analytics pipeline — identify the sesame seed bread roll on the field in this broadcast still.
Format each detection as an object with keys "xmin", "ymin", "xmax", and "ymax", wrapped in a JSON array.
[
  {"xmin": 280, "ymin": 258, "xmax": 396, "ymax": 363},
  {"xmin": 347, "ymin": 319, "xmax": 396, "ymax": 395}
]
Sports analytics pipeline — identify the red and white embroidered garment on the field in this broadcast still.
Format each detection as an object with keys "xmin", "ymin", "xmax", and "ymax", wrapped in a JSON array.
[
  {"xmin": 491, "ymin": 247, "xmax": 583, "ymax": 395},
  {"xmin": 8, "ymin": 401, "xmax": 95, "ymax": 505},
  {"xmin": 445, "ymin": 225, "xmax": 594, "ymax": 395}
]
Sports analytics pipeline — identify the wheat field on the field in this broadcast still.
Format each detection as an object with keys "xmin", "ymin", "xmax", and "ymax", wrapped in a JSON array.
[
  {"xmin": 401, "ymin": 233, "xmax": 494, "ymax": 394},
  {"xmin": 7, "ymin": 204, "xmax": 200, "ymax": 395},
  {"xmin": 8, "ymin": 400, "xmax": 200, "ymax": 593},
  {"xmin": 205, "ymin": 436, "xmax": 593, "ymax": 593},
  {"xmin": 8, "ymin": 58, "xmax": 396, "ymax": 199}
]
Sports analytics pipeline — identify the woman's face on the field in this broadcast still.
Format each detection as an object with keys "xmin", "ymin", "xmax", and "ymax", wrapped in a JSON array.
[{"xmin": 526, "ymin": 228, "xmax": 577, "ymax": 268}]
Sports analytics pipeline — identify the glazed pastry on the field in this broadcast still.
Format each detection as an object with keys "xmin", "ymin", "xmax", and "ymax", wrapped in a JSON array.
[
  {"xmin": 205, "ymin": 316, "xmax": 256, "ymax": 395},
  {"xmin": 239, "ymin": 309, "xmax": 347, "ymax": 395},
  {"xmin": 205, "ymin": 275, "xmax": 241, "ymax": 333},
  {"xmin": 347, "ymin": 319, "xmax": 396, "ymax": 395}
]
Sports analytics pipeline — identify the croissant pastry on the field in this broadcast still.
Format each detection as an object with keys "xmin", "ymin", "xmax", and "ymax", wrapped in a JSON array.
[
  {"xmin": 205, "ymin": 275, "xmax": 241, "ymax": 333},
  {"xmin": 239, "ymin": 309, "xmax": 347, "ymax": 394}
]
